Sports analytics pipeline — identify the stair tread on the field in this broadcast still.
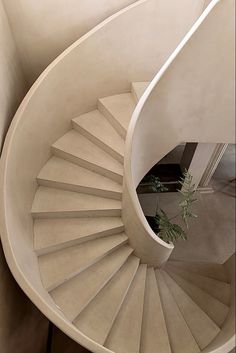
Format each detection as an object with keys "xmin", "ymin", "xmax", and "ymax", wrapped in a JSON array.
[
  {"xmin": 31, "ymin": 187, "xmax": 121, "ymax": 219},
  {"xmin": 165, "ymin": 268, "xmax": 229, "ymax": 327},
  {"xmin": 73, "ymin": 110, "xmax": 124, "ymax": 161},
  {"xmin": 34, "ymin": 217, "xmax": 124, "ymax": 255},
  {"xmin": 105, "ymin": 264, "xmax": 147, "ymax": 353},
  {"xmin": 37, "ymin": 157, "xmax": 122, "ymax": 198},
  {"xmin": 166, "ymin": 264, "xmax": 231, "ymax": 306},
  {"xmin": 52, "ymin": 130, "xmax": 123, "ymax": 181},
  {"xmin": 38, "ymin": 233, "xmax": 128, "ymax": 291},
  {"xmin": 51, "ymin": 245, "xmax": 133, "ymax": 321},
  {"xmin": 162, "ymin": 270, "xmax": 220, "ymax": 350},
  {"xmin": 140, "ymin": 267, "xmax": 171, "ymax": 353},
  {"xmin": 131, "ymin": 82, "xmax": 150, "ymax": 101},
  {"xmin": 168, "ymin": 260, "xmax": 229, "ymax": 283},
  {"xmin": 99, "ymin": 93, "xmax": 135, "ymax": 137},
  {"xmin": 74, "ymin": 255, "xmax": 140, "ymax": 345},
  {"xmin": 156, "ymin": 270, "xmax": 200, "ymax": 353}
]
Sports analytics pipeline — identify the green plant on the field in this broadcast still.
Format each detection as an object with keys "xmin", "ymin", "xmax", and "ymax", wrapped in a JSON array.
[
  {"xmin": 146, "ymin": 170, "xmax": 198, "ymax": 244},
  {"xmin": 141, "ymin": 174, "xmax": 168, "ymax": 193}
]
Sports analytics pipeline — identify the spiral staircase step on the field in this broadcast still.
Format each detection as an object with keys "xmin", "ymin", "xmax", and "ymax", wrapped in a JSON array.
[
  {"xmin": 98, "ymin": 93, "xmax": 135, "ymax": 139},
  {"xmin": 52, "ymin": 129, "xmax": 123, "ymax": 183},
  {"xmin": 140, "ymin": 267, "xmax": 171, "ymax": 353},
  {"xmin": 105, "ymin": 264, "xmax": 147, "ymax": 353},
  {"xmin": 34, "ymin": 216, "xmax": 124, "ymax": 255},
  {"xmin": 156, "ymin": 270, "xmax": 200, "ymax": 353},
  {"xmin": 31, "ymin": 187, "xmax": 122, "ymax": 219},
  {"xmin": 38, "ymin": 233, "xmax": 128, "ymax": 291},
  {"xmin": 161, "ymin": 270, "xmax": 220, "ymax": 350},
  {"xmin": 37, "ymin": 156, "xmax": 122, "ymax": 200},
  {"xmin": 50, "ymin": 245, "xmax": 133, "ymax": 321},
  {"xmin": 72, "ymin": 110, "xmax": 124, "ymax": 163},
  {"xmin": 165, "ymin": 268, "xmax": 229, "ymax": 327},
  {"xmin": 167, "ymin": 260, "xmax": 230, "ymax": 283},
  {"xmin": 74, "ymin": 255, "xmax": 140, "ymax": 345},
  {"xmin": 131, "ymin": 82, "xmax": 150, "ymax": 102},
  {"xmin": 166, "ymin": 264, "xmax": 231, "ymax": 306}
]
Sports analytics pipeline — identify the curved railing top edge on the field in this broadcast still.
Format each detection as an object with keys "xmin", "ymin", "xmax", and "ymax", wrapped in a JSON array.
[{"xmin": 123, "ymin": 0, "xmax": 221, "ymax": 251}]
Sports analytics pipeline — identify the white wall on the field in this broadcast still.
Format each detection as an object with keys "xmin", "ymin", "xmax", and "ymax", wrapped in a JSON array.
[
  {"xmin": 3, "ymin": 0, "xmax": 137, "ymax": 84},
  {"xmin": 0, "ymin": 0, "xmax": 27, "ymax": 151}
]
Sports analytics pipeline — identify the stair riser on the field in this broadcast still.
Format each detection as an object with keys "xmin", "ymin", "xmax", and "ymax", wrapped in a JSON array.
[
  {"xmin": 98, "ymin": 101, "xmax": 126, "ymax": 140},
  {"xmin": 101, "ymin": 260, "xmax": 140, "ymax": 345},
  {"xmin": 32, "ymin": 209, "xmax": 122, "ymax": 220},
  {"xmin": 35, "ymin": 225, "xmax": 125, "ymax": 256},
  {"xmin": 46, "ymin": 239, "xmax": 128, "ymax": 292},
  {"xmin": 37, "ymin": 178, "xmax": 122, "ymax": 200},
  {"xmin": 52, "ymin": 147, "xmax": 123, "ymax": 184},
  {"xmin": 72, "ymin": 122, "xmax": 124, "ymax": 164},
  {"xmin": 70, "ymin": 252, "xmax": 134, "ymax": 323}
]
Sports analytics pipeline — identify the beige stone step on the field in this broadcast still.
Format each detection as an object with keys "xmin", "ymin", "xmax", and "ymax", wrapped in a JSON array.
[
  {"xmin": 74, "ymin": 255, "xmax": 140, "ymax": 345},
  {"xmin": 37, "ymin": 157, "xmax": 122, "ymax": 200},
  {"xmin": 167, "ymin": 260, "xmax": 230, "ymax": 283},
  {"xmin": 34, "ymin": 217, "xmax": 124, "ymax": 255},
  {"xmin": 39, "ymin": 233, "xmax": 128, "ymax": 291},
  {"xmin": 51, "ymin": 245, "xmax": 133, "ymax": 321},
  {"xmin": 165, "ymin": 268, "xmax": 229, "ymax": 327},
  {"xmin": 72, "ymin": 110, "xmax": 124, "ymax": 163},
  {"xmin": 98, "ymin": 93, "xmax": 135, "ymax": 139},
  {"xmin": 105, "ymin": 264, "xmax": 147, "ymax": 353},
  {"xmin": 140, "ymin": 267, "xmax": 171, "ymax": 353},
  {"xmin": 166, "ymin": 265, "xmax": 231, "ymax": 306},
  {"xmin": 131, "ymin": 82, "xmax": 150, "ymax": 102},
  {"xmin": 156, "ymin": 270, "xmax": 200, "ymax": 353},
  {"xmin": 52, "ymin": 130, "xmax": 123, "ymax": 183},
  {"xmin": 161, "ymin": 270, "xmax": 220, "ymax": 350},
  {"xmin": 31, "ymin": 187, "xmax": 122, "ymax": 219}
]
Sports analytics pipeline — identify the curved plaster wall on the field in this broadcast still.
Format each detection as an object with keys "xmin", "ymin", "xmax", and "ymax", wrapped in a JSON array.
[{"xmin": 123, "ymin": 0, "xmax": 235, "ymax": 266}]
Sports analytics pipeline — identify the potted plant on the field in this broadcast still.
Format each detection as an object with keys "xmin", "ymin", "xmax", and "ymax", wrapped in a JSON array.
[{"xmin": 144, "ymin": 170, "xmax": 198, "ymax": 244}]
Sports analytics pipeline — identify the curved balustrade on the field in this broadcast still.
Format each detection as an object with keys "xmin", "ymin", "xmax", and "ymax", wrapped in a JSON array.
[
  {"xmin": 0, "ymin": 0, "xmax": 234, "ymax": 351},
  {"xmin": 123, "ymin": 0, "xmax": 235, "ymax": 267}
]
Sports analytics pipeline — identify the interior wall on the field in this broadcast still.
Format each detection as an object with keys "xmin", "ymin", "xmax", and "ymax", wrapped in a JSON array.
[
  {"xmin": 0, "ymin": 2, "xmax": 49, "ymax": 352},
  {"xmin": 0, "ymin": 0, "xmax": 27, "ymax": 151},
  {"xmin": 0, "ymin": 241, "xmax": 49, "ymax": 353},
  {"xmin": 3, "ymin": 0, "xmax": 137, "ymax": 84}
]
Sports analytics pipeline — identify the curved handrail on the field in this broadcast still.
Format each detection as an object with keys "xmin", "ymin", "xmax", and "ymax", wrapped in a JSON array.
[{"xmin": 123, "ymin": 0, "xmax": 235, "ymax": 267}]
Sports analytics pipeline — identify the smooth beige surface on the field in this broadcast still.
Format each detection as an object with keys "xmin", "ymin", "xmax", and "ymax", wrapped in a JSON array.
[
  {"xmin": 74, "ymin": 256, "xmax": 140, "ymax": 345},
  {"xmin": 52, "ymin": 130, "xmax": 123, "ymax": 183},
  {"xmin": 162, "ymin": 270, "xmax": 220, "ymax": 350},
  {"xmin": 167, "ymin": 265, "xmax": 231, "ymax": 306},
  {"xmin": 0, "ymin": 0, "xmax": 26, "ymax": 151},
  {"xmin": 99, "ymin": 93, "xmax": 136, "ymax": 138},
  {"xmin": 3, "ymin": 0, "xmax": 137, "ymax": 84},
  {"xmin": 51, "ymin": 246, "xmax": 133, "ymax": 321},
  {"xmin": 34, "ymin": 217, "xmax": 124, "ymax": 255},
  {"xmin": 32, "ymin": 187, "xmax": 122, "ymax": 219},
  {"xmin": 39, "ymin": 233, "xmax": 128, "ymax": 291},
  {"xmin": 73, "ymin": 110, "xmax": 124, "ymax": 163},
  {"xmin": 37, "ymin": 157, "xmax": 122, "ymax": 200},
  {"xmin": 105, "ymin": 264, "xmax": 147, "ymax": 353},
  {"xmin": 166, "ymin": 268, "xmax": 229, "ymax": 327},
  {"xmin": 140, "ymin": 268, "xmax": 171, "ymax": 353},
  {"xmin": 156, "ymin": 270, "xmax": 200, "ymax": 353}
]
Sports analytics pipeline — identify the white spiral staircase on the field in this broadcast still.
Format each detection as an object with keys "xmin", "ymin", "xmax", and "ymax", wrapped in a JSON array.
[{"xmin": 0, "ymin": 0, "xmax": 235, "ymax": 353}]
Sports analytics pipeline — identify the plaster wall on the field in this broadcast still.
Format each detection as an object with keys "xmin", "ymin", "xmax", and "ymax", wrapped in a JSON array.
[
  {"xmin": 0, "ymin": 0, "xmax": 27, "ymax": 151},
  {"xmin": 0, "ymin": 2, "xmax": 49, "ymax": 352},
  {"xmin": 3, "ymin": 0, "xmax": 137, "ymax": 84}
]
